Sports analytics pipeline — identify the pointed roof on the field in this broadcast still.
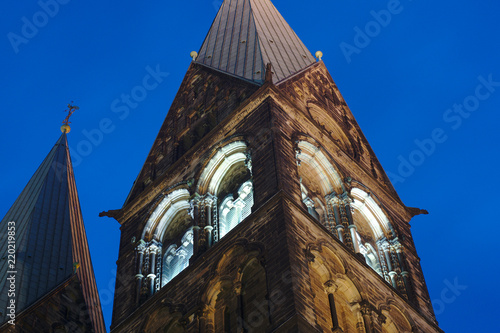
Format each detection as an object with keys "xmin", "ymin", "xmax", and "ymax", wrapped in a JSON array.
[
  {"xmin": 196, "ymin": 0, "xmax": 316, "ymax": 84},
  {"xmin": 0, "ymin": 133, "xmax": 105, "ymax": 332}
]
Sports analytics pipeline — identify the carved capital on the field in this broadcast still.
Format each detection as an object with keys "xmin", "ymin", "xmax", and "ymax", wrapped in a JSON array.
[
  {"xmin": 324, "ymin": 280, "xmax": 338, "ymax": 294},
  {"xmin": 359, "ymin": 301, "xmax": 373, "ymax": 316},
  {"xmin": 303, "ymin": 197, "xmax": 315, "ymax": 208}
]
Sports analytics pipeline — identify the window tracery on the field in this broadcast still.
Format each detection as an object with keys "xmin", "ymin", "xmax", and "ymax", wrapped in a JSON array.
[
  {"xmin": 162, "ymin": 228, "xmax": 194, "ymax": 286},
  {"xmin": 135, "ymin": 189, "xmax": 193, "ymax": 303},
  {"xmin": 219, "ymin": 181, "xmax": 254, "ymax": 239}
]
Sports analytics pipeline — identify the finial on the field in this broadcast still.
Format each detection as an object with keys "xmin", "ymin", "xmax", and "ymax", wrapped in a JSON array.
[
  {"xmin": 315, "ymin": 50, "xmax": 323, "ymax": 61},
  {"xmin": 190, "ymin": 51, "xmax": 198, "ymax": 61},
  {"xmin": 61, "ymin": 102, "xmax": 79, "ymax": 133}
]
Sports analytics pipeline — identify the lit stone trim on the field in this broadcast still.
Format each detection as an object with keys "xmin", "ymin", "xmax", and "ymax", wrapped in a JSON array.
[
  {"xmin": 142, "ymin": 188, "xmax": 191, "ymax": 241},
  {"xmin": 197, "ymin": 141, "xmax": 248, "ymax": 195}
]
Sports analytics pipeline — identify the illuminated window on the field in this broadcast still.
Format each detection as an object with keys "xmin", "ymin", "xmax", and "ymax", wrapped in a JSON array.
[
  {"xmin": 162, "ymin": 229, "xmax": 194, "ymax": 286},
  {"xmin": 219, "ymin": 181, "xmax": 253, "ymax": 238},
  {"xmin": 355, "ymin": 231, "xmax": 382, "ymax": 276}
]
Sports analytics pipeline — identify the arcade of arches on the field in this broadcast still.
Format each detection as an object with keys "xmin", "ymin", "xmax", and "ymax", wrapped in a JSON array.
[{"xmin": 131, "ymin": 139, "xmax": 416, "ymax": 332}]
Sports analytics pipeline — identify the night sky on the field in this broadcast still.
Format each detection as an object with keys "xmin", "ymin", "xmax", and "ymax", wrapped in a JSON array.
[{"xmin": 1, "ymin": 1, "xmax": 499, "ymax": 331}]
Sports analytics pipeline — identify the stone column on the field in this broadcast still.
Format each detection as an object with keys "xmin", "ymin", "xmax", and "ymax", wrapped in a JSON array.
[
  {"xmin": 192, "ymin": 194, "xmax": 207, "ymax": 257},
  {"xmin": 325, "ymin": 193, "xmax": 338, "ymax": 233},
  {"xmin": 331, "ymin": 198, "xmax": 345, "ymax": 242},
  {"xmin": 198, "ymin": 305, "xmax": 214, "ymax": 333},
  {"xmin": 135, "ymin": 240, "xmax": 146, "ymax": 305},
  {"xmin": 394, "ymin": 242, "xmax": 412, "ymax": 301},
  {"xmin": 381, "ymin": 241, "xmax": 397, "ymax": 289},
  {"xmin": 349, "ymin": 224, "xmax": 360, "ymax": 253},
  {"xmin": 324, "ymin": 280, "xmax": 341, "ymax": 331},
  {"xmin": 359, "ymin": 301, "xmax": 373, "ymax": 333},
  {"xmin": 338, "ymin": 193, "xmax": 354, "ymax": 251},
  {"xmin": 147, "ymin": 242, "xmax": 160, "ymax": 296},
  {"xmin": 205, "ymin": 226, "xmax": 214, "ymax": 248},
  {"xmin": 233, "ymin": 282, "xmax": 244, "ymax": 333}
]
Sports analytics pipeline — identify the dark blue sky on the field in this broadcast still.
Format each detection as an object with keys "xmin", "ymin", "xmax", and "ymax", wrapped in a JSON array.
[{"xmin": 1, "ymin": 0, "xmax": 499, "ymax": 331}]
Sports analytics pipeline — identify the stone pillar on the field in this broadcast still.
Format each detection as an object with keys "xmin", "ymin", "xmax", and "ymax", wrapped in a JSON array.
[
  {"xmin": 325, "ymin": 193, "xmax": 338, "ymax": 233},
  {"xmin": 381, "ymin": 241, "xmax": 397, "ymax": 288},
  {"xmin": 192, "ymin": 193, "xmax": 218, "ymax": 255},
  {"xmin": 135, "ymin": 240, "xmax": 146, "ymax": 305},
  {"xmin": 234, "ymin": 282, "xmax": 244, "ymax": 333},
  {"xmin": 324, "ymin": 280, "xmax": 341, "ymax": 331},
  {"xmin": 192, "ymin": 199, "xmax": 200, "ymax": 257},
  {"xmin": 338, "ymin": 193, "xmax": 354, "ymax": 251},
  {"xmin": 198, "ymin": 305, "xmax": 214, "ymax": 333},
  {"xmin": 359, "ymin": 301, "xmax": 373, "ymax": 333},
  {"xmin": 394, "ymin": 242, "xmax": 412, "ymax": 301},
  {"xmin": 205, "ymin": 226, "xmax": 214, "ymax": 248},
  {"xmin": 146, "ymin": 242, "xmax": 161, "ymax": 296},
  {"xmin": 349, "ymin": 224, "xmax": 360, "ymax": 253},
  {"xmin": 351, "ymin": 302, "xmax": 366, "ymax": 333}
]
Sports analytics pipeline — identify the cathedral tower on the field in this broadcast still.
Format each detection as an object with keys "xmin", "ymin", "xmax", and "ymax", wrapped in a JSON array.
[
  {"xmin": 0, "ymin": 124, "xmax": 105, "ymax": 332},
  {"xmin": 104, "ymin": 1, "xmax": 443, "ymax": 332}
]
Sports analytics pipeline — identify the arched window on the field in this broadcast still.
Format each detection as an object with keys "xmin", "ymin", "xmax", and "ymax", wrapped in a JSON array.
[
  {"xmin": 162, "ymin": 228, "xmax": 194, "ymax": 286},
  {"xmin": 300, "ymin": 182, "xmax": 326, "ymax": 223},
  {"xmin": 350, "ymin": 188, "xmax": 390, "ymax": 278},
  {"xmin": 296, "ymin": 141, "xmax": 344, "ymax": 228},
  {"xmin": 219, "ymin": 181, "xmax": 254, "ymax": 238},
  {"xmin": 196, "ymin": 140, "xmax": 254, "ymax": 243},
  {"xmin": 136, "ymin": 188, "xmax": 194, "ymax": 298},
  {"xmin": 355, "ymin": 232, "xmax": 382, "ymax": 276}
]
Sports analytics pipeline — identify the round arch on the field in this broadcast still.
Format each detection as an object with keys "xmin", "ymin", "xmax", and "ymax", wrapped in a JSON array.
[
  {"xmin": 197, "ymin": 141, "xmax": 248, "ymax": 195},
  {"xmin": 350, "ymin": 187, "xmax": 392, "ymax": 240},
  {"xmin": 381, "ymin": 301, "xmax": 413, "ymax": 333},
  {"xmin": 297, "ymin": 140, "xmax": 344, "ymax": 196},
  {"xmin": 141, "ymin": 188, "xmax": 191, "ymax": 241}
]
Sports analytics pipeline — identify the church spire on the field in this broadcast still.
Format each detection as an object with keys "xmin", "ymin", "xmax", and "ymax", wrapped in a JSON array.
[
  {"xmin": 0, "ymin": 123, "xmax": 105, "ymax": 331},
  {"xmin": 196, "ymin": 0, "xmax": 316, "ymax": 84}
]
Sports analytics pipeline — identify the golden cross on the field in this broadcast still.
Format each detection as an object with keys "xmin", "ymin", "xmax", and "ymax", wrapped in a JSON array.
[{"xmin": 62, "ymin": 102, "xmax": 79, "ymax": 125}]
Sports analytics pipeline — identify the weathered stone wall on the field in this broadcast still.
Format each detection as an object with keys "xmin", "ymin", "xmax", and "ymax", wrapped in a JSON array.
[{"xmin": 110, "ymin": 63, "xmax": 441, "ymax": 332}]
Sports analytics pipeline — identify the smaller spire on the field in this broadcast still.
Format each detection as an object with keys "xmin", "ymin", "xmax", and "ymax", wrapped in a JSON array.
[{"xmin": 61, "ymin": 102, "xmax": 79, "ymax": 133}]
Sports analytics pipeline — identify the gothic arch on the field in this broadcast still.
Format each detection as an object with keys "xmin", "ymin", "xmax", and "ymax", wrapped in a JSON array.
[{"xmin": 141, "ymin": 188, "xmax": 191, "ymax": 242}]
